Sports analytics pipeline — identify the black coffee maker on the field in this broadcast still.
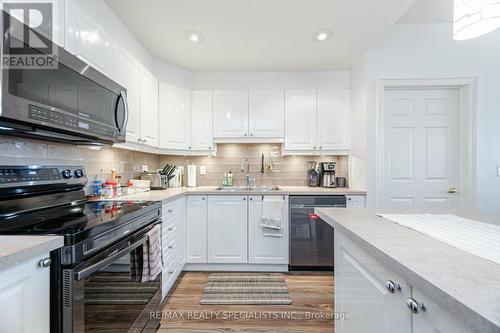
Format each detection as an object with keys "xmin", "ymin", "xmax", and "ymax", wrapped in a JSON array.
[{"xmin": 307, "ymin": 161, "xmax": 320, "ymax": 187}]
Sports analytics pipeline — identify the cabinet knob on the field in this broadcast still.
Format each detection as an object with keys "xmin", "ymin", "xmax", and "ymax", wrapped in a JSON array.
[
  {"xmin": 39, "ymin": 258, "xmax": 52, "ymax": 268},
  {"xmin": 208, "ymin": 146, "xmax": 212, "ymax": 150},
  {"xmin": 250, "ymin": 133, "xmax": 254, "ymax": 136},
  {"xmin": 249, "ymin": 198, "xmax": 253, "ymax": 201},
  {"xmin": 319, "ymin": 146, "xmax": 322, "ymax": 149},
  {"xmin": 243, "ymin": 197, "xmax": 246, "ymax": 201},
  {"xmin": 202, "ymin": 197, "xmax": 205, "ymax": 200},
  {"xmin": 385, "ymin": 280, "xmax": 401, "ymax": 293},
  {"xmin": 168, "ymin": 245, "xmax": 173, "ymax": 249},
  {"xmin": 313, "ymin": 146, "xmax": 316, "ymax": 149},
  {"xmin": 406, "ymin": 298, "xmax": 425, "ymax": 314},
  {"xmin": 244, "ymin": 133, "xmax": 248, "ymax": 136},
  {"xmin": 168, "ymin": 209, "xmax": 173, "ymax": 213},
  {"xmin": 168, "ymin": 227, "xmax": 174, "ymax": 231},
  {"xmin": 188, "ymin": 146, "xmax": 192, "ymax": 150}
]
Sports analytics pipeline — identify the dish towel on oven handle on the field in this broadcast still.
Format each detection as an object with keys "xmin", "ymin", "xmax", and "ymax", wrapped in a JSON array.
[{"xmin": 141, "ymin": 224, "xmax": 162, "ymax": 282}]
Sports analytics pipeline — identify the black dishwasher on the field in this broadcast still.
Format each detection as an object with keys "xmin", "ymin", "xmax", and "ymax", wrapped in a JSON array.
[{"xmin": 289, "ymin": 196, "xmax": 346, "ymax": 271}]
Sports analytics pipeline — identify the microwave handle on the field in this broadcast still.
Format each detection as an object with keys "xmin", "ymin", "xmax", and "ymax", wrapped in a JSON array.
[
  {"xmin": 75, "ymin": 235, "xmax": 147, "ymax": 281},
  {"xmin": 116, "ymin": 91, "xmax": 129, "ymax": 134}
]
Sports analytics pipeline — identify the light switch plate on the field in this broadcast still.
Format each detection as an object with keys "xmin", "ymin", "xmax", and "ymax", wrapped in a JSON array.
[{"xmin": 200, "ymin": 165, "xmax": 206, "ymax": 175}]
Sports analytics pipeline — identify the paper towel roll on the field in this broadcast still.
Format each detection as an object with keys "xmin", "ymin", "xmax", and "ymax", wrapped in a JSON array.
[{"xmin": 187, "ymin": 164, "xmax": 197, "ymax": 187}]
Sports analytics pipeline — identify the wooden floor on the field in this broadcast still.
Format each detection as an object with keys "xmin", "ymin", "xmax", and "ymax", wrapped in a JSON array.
[{"xmin": 157, "ymin": 272, "xmax": 334, "ymax": 333}]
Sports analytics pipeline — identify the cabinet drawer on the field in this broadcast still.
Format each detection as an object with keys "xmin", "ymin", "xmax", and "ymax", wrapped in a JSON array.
[
  {"xmin": 163, "ymin": 237, "xmax": 177, "ymax": 261},
  {"xmin": 162, "ymin": 222, "xmax": 177, "ymax": 242}
]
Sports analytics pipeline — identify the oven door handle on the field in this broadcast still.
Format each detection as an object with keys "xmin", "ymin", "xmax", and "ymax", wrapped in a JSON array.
[{"xmin": 75, "ymin": 236, "xmax": 148, "ymax": 281}]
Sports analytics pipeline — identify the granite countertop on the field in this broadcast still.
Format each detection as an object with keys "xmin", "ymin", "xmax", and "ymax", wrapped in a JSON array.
[
  {"xmin": 0, "ymin": 236, "xmax": 64, "ymax": 271},
  {"xmin": 109, "ymin": 186, "xmax": 366, "ymax": 202},
  {"xmin": 315, "ymin": 208, "xmax": 500, "ymax": 333}
]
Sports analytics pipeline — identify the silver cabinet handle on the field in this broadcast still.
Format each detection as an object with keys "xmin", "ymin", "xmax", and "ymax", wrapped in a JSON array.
[
  {"xmin": 39, "ymin": 258, "xmax": 51, "ymax": 268},
  {"xmin": 168, "ymin": 209, "xmax": 173, "ymax": 213},
  {"xmin": 168, "ymin": 227, "xmax": 174, "ymax": 231},
  {"xmin": 313, "ymin": 146, "xmax": 316, "ymax": 149},
  {"xmin": 385, "ymin": 280, "xmax": 401, "ymax": 293},
  {"xmin": 208, "ymin": 146, "xmax": 212, "ymax": 150},
  {"xmin": 244, "ymin": 133, "xmax": 248, "ymax": 136},
  {"xmin": 249, "ymin": 198, "xmax": 253, "ymax": 201},
  {"xmin": 168, "ymin": 245, "xmax": 173, "ymax": 249},
  {"xmin": 406, "ymin": 298, "xmax": 425, "ymax": 314},
  {"xmin": 447, "ymin": 187, "xmax": 460, "ymax": 194},
  {"xmin": 250, "ymin": 133, "xmax": 254, "ymax": 136},
  {"xmin": 243, "ymin": 197, "xmax": 247, "ymax": 201},
  {"xmin": 202, "ymin": 197, "xmax": 205, "ymax": 200}
]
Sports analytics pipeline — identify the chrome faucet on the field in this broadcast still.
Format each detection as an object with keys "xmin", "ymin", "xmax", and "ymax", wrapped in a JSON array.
[{"xmin": 240, "ymin": 158, "xmax": 255, "ymax": 187}]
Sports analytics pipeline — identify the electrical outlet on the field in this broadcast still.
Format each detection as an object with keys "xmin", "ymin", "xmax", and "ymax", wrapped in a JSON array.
[
  {"xmin": 200, "ymin": 165, "xmax": 206, "ymax": 175},
  {"xmin": 141, "ymin": 165, "xmax": 148, "ymax": 173}
]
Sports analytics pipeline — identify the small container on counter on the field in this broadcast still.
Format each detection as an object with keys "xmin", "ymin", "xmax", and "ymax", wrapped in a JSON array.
[
  {"xmin": 93, "ymin": 180, "xmax": 104, "ymax": 197},
  {"xmin": 103, "ymin": 181, "xmax": 118, "ymax": 198}
]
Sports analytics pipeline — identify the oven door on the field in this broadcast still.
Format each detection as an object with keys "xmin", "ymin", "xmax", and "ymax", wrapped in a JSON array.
[{"xmin": 62, "ymin": 228, "xmax": 161, "ymax": 333}]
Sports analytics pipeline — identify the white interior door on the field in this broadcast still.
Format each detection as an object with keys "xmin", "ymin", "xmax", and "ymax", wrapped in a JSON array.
[{"xmin": 382, "ymin": 89, "xmax": 459, "ymax": 209}]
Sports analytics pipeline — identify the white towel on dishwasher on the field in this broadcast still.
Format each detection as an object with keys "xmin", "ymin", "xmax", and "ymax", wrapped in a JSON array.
[
  {"xmin": 260, "ymin": 196, "xmax": 284, "ymax": 236},
  {"xmin": 141, "ymin": 224, "xmax": 162, "ymax": 282},
  {"xmin": 378, "ymin": 214, "xmax": 500, "ymax": 265}
]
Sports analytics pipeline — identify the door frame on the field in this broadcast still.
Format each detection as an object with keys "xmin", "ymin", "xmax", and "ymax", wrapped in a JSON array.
[{"xmin": 375, "ymin": 78, "xmax": 477, "ymax": 209}]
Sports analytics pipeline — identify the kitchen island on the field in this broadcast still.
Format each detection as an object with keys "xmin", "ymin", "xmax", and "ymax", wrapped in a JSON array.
[{"xmin": 315, "ymin": 208, "xmax": 500, "ymax": 333}]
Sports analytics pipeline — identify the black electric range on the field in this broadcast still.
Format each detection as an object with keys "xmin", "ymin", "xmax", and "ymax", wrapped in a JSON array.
[{"xmin": 0, "ymin": 165, "xmax": 163, "ymax": 333}]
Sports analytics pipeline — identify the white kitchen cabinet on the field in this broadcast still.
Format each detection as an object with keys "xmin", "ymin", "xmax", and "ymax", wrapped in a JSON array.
[
  {"xmin": 213, "ymin": 90, "xmax": 249, "ymax": 138},
  {"xmin": 159, "ymin": 83, "xmax": 191, "ymax": 150},
  {"xmin": 113, "ymin": 43, "xmax": 141, "ymax": 144},
  {"xmin": 248, "ymin": 90, "xmax": 285, "ymax": 138},
  {"xmin": 191, "ymin": 91, "xmax": 214, "ymax": 151},
  {"xmin": 335, "ymin": 231, "xmax": 411, "ymax": 333},
  {"xmin": 284, "ymin": 90, "xmax": 317, "ymax": 151},
  {"xmin": 317, "ymin": 89, "xmax": 350, "ymax": 151},
  {"xmin": 346, "ymin": 195, "xmax": 366, "ymax": 208},
  {"xmin": 207, "ymin": 196, "xmax": 248, "ymax": 263},
  {"xmin": 248, "ymin": 196, "xmax": 288, "ymax": 264},
  {"xmin": 65, "ymin": 0, "xmax": 114, "ymax": 76},
  {"xmin": 0, "ymin": 254, "xmax": 51, "ymax": 333},
  {"xmin": 139, "ymin": 65, "xmax": 159, "ymax": 147},
  {"xmin": 186, "ymin": 196, "xmax": 208, "ymax": 263},
  {"xmin": 411, "ymin": 289, "xmax": 473, "ymax": 333}
]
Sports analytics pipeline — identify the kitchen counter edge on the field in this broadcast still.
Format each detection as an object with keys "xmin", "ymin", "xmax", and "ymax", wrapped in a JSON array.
[{"xmin": 0, "ymin": 236, "xmax": 64, "ymax": 271}]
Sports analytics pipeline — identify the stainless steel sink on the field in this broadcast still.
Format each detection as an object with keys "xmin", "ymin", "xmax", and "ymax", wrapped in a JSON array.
[{"xmin": 216, "ymin": 186, "xmax": 280, "ymax": 192}]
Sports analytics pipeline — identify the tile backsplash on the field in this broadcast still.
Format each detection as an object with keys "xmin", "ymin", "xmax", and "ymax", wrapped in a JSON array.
[
  {"xmin": 0, "ymin": 137, "xmax": 349, "ymax": 191},
  {"xmin": 159, "ymin": 144, "xmax": 349, "ymax": 187},
  {"xmin": 0, "ymin": 136, "xmax": 159, "ymax": 194}
]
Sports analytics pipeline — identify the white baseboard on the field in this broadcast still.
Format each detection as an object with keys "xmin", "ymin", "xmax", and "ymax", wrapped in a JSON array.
[{"xmin": 183, "ymin": 263, "xmax": 289, "ymax": 272}]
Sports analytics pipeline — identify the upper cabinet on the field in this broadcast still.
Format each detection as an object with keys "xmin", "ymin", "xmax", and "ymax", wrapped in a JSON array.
[
  {"xmin": 284, "ymin": 90, "xmax": 317, "ymax": 151},
  {"xmin": 191, "ymin": 91, "xmax": 214, "ymax": 151},
  {"xmin": 249, "ymin": 90, "xmax": 285, "ymax": 138},
  {"xmin": 159, "ymin": 83, "xmax": 191, "ymax": 150},
  {"xmin": 284, "ymin": 89, "xmax": 351, "ymax": 153},
  {"xmin": 213, "ymin": 90, "xmax": 249, "ymax": 138},
  {"xmin": 139, "ymin": 66, "xmax": 159, "ymax": 147},
  {"xmin": 65, "ymin": 0, "xmax": 114, "ymax": 77},
  {"xmin": 113, "ymin": 44, "xmax": 141, "ymax": 144}
]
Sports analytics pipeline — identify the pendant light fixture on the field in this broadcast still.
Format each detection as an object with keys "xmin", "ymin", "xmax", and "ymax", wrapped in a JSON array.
[{"xmin": 454, "ymin": 0, "xmax": 500, "ymax": 40}]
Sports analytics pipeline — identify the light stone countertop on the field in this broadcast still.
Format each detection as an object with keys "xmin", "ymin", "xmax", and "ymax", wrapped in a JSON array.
[
  {"xmin": 315, "ymin": 208, "xmax": 500, "ymax": 333},
  {"xmin": 108, "ymin": 186, "xmax": 367, "ymax": 203},
  {"xmin": 0, "ymin": 236, "xmax": 63, "ymax": 271}
]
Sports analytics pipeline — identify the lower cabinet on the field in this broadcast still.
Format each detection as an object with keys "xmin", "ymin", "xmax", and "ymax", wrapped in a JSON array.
[
  {"xmin": 207, "ymin": 196, "xmax": 248, "ymax": 263},
  {"xmin": 186, "ymin": 196, "xmax": 208, "ymax": 263},
  {"xmin": 0, "ymin": 254, "xmax": 51, "ymax": 333},
  {"xmin": 248, "ymin": 196, "xmax": 288, "ymax": 264},
  {"xmin": 335, "ymin": 231, "xmax": 474, "ymax": 333}
]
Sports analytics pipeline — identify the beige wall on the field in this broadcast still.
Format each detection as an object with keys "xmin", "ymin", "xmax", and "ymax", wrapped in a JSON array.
[
  {"xmin": 159, "ymin": 144, "xmax": 348, "ymax": 187},
  {"xmin": 0, "ymin": 136, "xmax": 159, "ymax": 194}
]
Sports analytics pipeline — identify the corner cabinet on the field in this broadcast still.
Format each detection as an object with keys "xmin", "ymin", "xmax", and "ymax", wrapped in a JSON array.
[
  {"xmin": 207, "ymin": 196, "xmax": 248, "ymax": 263},
  {"xmin": 0, "ymin": 254, "xmax": 51, "ymax": 333},
  {"xmin": 139, "ymin": 65, "xmax": 159, "ymax": 147},
  {"xmin": 159, "ymin": 83, "xmax": 191, "ymax": 150},
  {"xmin": 248, "ymin": 196, "xmax": 288, "ymax": 264},
  {"xmin": 335, "ymin": 231, "xmax": 474, "ymax": 333},
  {"xmin": 284, "ymin": 89, "xmax": 351, "ymax": 154}
]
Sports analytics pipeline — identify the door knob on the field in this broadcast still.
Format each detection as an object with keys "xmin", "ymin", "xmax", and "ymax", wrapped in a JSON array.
[{"xmin": 447, "ymin": 187, "xmax": 460, "ymax": 194}]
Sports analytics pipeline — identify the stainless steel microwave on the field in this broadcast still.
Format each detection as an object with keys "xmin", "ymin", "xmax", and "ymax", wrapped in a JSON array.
[{"xmin": 0, "ymin": 11, "xmax": 128, "ymax": 145}]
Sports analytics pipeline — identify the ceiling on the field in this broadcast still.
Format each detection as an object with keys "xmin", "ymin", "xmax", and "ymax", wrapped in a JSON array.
[
  {"xmin": 105, "ymin": 0, "xmax": 418, "ymax": 71},
  {"xmin": 397, "ymin": 0, "xmax": 453, "ymax": 24}
]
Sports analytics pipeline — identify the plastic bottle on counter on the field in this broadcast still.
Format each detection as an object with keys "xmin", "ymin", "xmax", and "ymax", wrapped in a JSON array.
[
  {"xmin": 227, "ymin": 170, "xmax": 233, "ymax": 186},
  {"xmin": 93, "ymin": 180, "xmax": 103, "ymax": 197},
  {"xmin": 222, "ymin": 173, "xmax": 228, "ymax": 187}
]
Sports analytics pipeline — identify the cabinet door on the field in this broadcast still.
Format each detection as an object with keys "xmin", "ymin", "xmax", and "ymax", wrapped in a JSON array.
[
  {"xmin": 335, "ymin": 232, "xmax": 411, "ymax": 333},
  {"xmin": 248, "ymin": 90, "xmax": 285, "ymax": 138},
  {"xmin": 175, "ymin": 197, "xmax": 187, "ymax": 267},
  {"xmin": 139, "ymin": 65, "xmax": 159, "ymax": 147},
  {"xmin": 284, "ymin": 90, "xmax": 317, "ymax": 151},
  {"xmin": 207, "ymin": 196, "xmax": 248, "ymax": 263},
  {"xmin": 248, "ymin": 196, "xmax": 288, "ymax": 264},
  {"xmin": 317, "ymin": 89, "xmax": 351, "ymax": 151},
  {"xmin": 65, "ymin": 0, "xmax": 113, "ymax": 76},
  {"xmin": 0, "ymin": 254, "xmax": 51, "ymax": 333},
  {"xmin": 113, "ymin": 44, "xmax": 141, "ymax": 144},
  {"xmin": 186, "ymin": 196, "xmax": 208, "ymax": 263},
  {"xmin": 213, "ymin": 90, "xmax": 249, "ymax": 138},
  {"xmin": 346, "ymin": 195, "xmax": 366, "ymax": 208},
  {"xmin": 411, "ymin": 289, "xmax": 473, "ymax": 333},
  {"xmin": 191, "ymin": 90, "xmax": 213, "ymax": 151},
  {"xmin": 159, "ymin": 83, "xmax": 191, "ymax": 150}
]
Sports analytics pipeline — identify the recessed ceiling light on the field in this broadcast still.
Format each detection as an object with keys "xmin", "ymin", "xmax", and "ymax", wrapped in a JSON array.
[
  {"xmin": 312, "ymin": 28, "xmax": 334, "ymax": 43},
  {"xmin": 184, "ymin": 30, "xmax": 205, "ymax": 44}
]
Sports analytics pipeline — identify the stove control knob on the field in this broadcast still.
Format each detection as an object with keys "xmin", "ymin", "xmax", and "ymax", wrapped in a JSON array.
[
  {"xmin": 62, "ymin": 169, "xmax": 72, "ymax": 179},
  {"xmin": 74, "ymin": 169, "xmax": 84, "ymax": 178}
]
